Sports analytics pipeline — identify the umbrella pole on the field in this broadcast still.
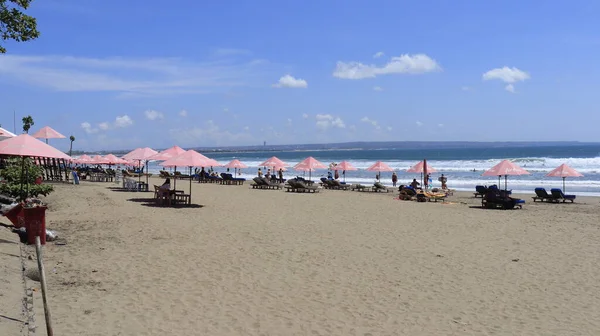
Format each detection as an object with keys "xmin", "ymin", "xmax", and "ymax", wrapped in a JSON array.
[
  {"xmin": 498, "ymin": 175, "xmax": 501, "ymax": 189},
  {"xmin": 19, "ymin": 157, "xmax": 25, "ymax": 202},
  {"xmin": 563, "ymin": 177, "xmax": 566, "ymax": 192},
  {"xmin": 145, "ymin": 160, "xmax": 149, "ymax": 186},
  {"xmin": 189, "ymin": 166, "xmax": 192, "ymax": 204},
  {"xmin": 138, "ymin": 160, "xmax": 141, "ymax": 186},
  {"xmin": 174, "ymin": 166, "xmax": 177, "ymax": 189},
  {"xmin": 505, "ymin": 175, "xmax": 508, "ymax": 191}
]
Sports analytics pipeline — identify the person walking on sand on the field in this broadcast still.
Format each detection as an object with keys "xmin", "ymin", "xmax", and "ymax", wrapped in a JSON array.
[
  {"xmin": 439, "ymin": 173, "xmax": 448, "ymax": 189},
  {"xmin": 425, "ymin": 173, "xmax": 431, "ymax": 190},
  {"xmin": 257, "ymin": 168, "xmax": 263, "ymax": 177},
  {"xmin": 391, "ymin": 172, "xmax": 398, "ymax": 187},
  {"xmin": 278, "ymin": 168, "xmax": 284, "ymax": 183}
]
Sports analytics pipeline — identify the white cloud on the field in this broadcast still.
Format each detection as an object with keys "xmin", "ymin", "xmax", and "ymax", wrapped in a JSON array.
[
  {"xmin": 302, "ymin": 113, "xmax": 309, "ymax": 119},
  {"xmin": 179, "ymin": 109, "xmax": 188, "ymax": 117},
  {"xmin": 438, "ymin": 123, "xmax": 444, "ymax": 128},
  {"xmin": 243, "ymin": 126, "xmax": 250, "ymax": 131},
  {"xmin": 373, "ymin": 86, "xmax": 383, "ymax": 91},
  {"xmin": 416, "ymin": 121, "xmax": 424, "ymax": 127},
  {"xmin": 461, "ymin": 86, "xmax": 471, "ymax": 91},
  {"xmin": 373, "ymin": 52, "xmax": 385, "ymax": 58},
  {"xmin": 360, "ymin": 117, "xmax": 379, "ymax": 129},
  {"xmin": 115, "ymin": 115, "xmax": 133, "ymax": 128},
  {"xmin": 387, "ymin": 126, "xmax": 393, "ymax": 131},
  {"xmin": 81, "ymin": 122, "xmax": 98, "ymax": 134},
  {"xmin": 272, "ymin": 74, "xmax": 308, "ymax": 88},
  {"xmin": 482, "ymin": 66, "xmax": 530, "ymax": 83},
  {"xmin": 0, "ymin": 54, "xmax": 271, "ymax": 96},
  {"xmin": 315, "ymin": 114, "xmax": 345, "ymax": 130},
  {"xmin": 169, "ymin": 120, "xmax": 253, "ymax": 146},
  {"xmin": 98, "ymin": 122, "xmax": 110, "ymax": 130},
  {"xmin": 505, "ymin": 84, "xmax": 515, "ymax": 93},
  {"xmin": 144, "ymin": 110, "xmax": 164, "ymax": 120},
  {"xmin": 286, "ymin": 118, "xmax": 292, "ymax": 126},
  {"xmin": 223, "ymin": 107, "xmax": 229, "ymax": 112},
  {"xmin": 333, "ymin": 54, "xmax": 441, "ymax": 79}
]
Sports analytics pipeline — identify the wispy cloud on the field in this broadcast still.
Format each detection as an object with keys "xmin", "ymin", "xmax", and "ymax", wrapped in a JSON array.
[
  {"xmin": 333, "ymin": 53, "xmax": 442, "ymax": 79},
  {"xmin": 0, "ymin": 54, "xmax": 272, "ymax": 97},
  {"xmin": 81, "ymin": 115, "xmax": 134, "ymax": 134},
  {"xmin": 482, "ymin": 66, "xmax": 530, "ymax": 93}
]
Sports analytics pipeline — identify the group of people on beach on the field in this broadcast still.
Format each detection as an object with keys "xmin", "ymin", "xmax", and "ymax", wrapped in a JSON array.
[{"xmin": 391, "ymin": 172, "xmax": 447, "ymax": 190}]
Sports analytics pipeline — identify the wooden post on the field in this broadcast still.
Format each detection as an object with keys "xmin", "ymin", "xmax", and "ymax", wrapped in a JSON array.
[{"xmin": 35, "ymin": 236, "xmax": 54, "ymax": 336}]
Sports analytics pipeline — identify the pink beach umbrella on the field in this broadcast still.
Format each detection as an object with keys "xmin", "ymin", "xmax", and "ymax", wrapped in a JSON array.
[
  {"xmin": 0, "ymin": 127, "xmax": 16, "ymax": 140},
  {"xmin": 260, "ymin": 156, "xmax": 287, "ymax": 168},
  {"xmin": 0, "ymin": 134, "xmax": 71, "ymax": 160},
  {"xmin": 294, "ymin": 157, "xmax": 327, "ymax": 181},
  {"xmin": 223, "ymin": 159, "xmax": 248, "ymax": 176},
  {"xmin": 546, "ymin": 163, "xmax": 583, "ymax": 192},
  {"xmin": 74, "ymin": 154, "xmax": 92, "ymax": 165},
  {"xmin": 122, "ymin": 147, "xmax": 159, "ymax": 186},
  {"xmin": 0, "ymin": 134, "xmax": 72, "ymax": 200},
  {"xmin": 335, "ymin": 161, "xmax": 358, "ymax": 182},
  {"xmin": 31, "ymin": 126, "xmax": 66, "ymax": 144},
  {"xmin": 162, "ymin": 150, "xmax": 215, "ymax": 203},
  {"xmin": 88, "ymin": 155, "xmax": 107, "ymax": 165},
  {"xmin": 103, "ymin": 154, "xmax": 128, "ymax": 165},
  {"xmin": 148, "ymin": 145, "xmax": 187, "ymax": 162},
  {"xmin": 366, "ymin": 161, "xmax": 394, "ymax": 181},
  {"xmin": 407, "ymin": 160, "xmax": 437, "ymax": 186},
  {"xmin": 482, "ymin": 160, "xmax": 530, "ymax": 191}
]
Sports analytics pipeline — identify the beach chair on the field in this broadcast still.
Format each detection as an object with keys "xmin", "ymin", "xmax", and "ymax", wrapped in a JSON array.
[
  {"xmin": 532, "ymin": 188, "xmax": 556, "ymax": 202},
  {"xmin": 550, "ymin": 188, "xmax": 576, "ymax": 203},
  {"xmin": 474, "ymin": 185, "xmax": 488, "ymax": 197},
  {"xmin": 251, "ymin": 177, "xmax": 266, "ymax": 189},
  {"xmin": 287, "ymin": 179, "xmax": 319, "ymax": 193},
  {"xmin": 351, "ymin": 184, "xmax": 372, "ymax": 192},
  {"xmin": 373, "ymin": 182, "xmax": 391, "ymax": 193},
  {"xmin": 331, "ymin": 180, "xmax": 349, "ymax": 190},
  {"xmin": 261, "ymin": 177, "xmax": 283, "ymax": 190},
  {"xmin": 482, "ymin": 190, "xmax": 524, "ymax": 210}
]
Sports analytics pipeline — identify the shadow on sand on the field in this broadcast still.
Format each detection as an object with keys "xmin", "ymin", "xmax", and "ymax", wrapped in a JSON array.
[{"xmin": 126, "ymin": 197, "xmax": 204, "ymax": 209}]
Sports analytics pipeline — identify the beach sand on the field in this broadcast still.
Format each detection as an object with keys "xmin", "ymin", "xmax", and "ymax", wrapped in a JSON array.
[{"xmin": 5, "ymin": 178, "xmax": 600, "ymax": 335}]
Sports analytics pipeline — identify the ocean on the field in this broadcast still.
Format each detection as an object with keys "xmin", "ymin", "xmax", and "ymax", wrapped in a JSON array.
[{"xmin": 140, "ymin": 144, "xmax": 600, "ymax": 196}]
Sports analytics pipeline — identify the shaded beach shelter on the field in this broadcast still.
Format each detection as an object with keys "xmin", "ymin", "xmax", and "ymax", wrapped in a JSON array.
[
  {"xmin": 74, "ymin": 154, "xmax": 92, "ymax": 165},
  {"xmin": 260, "ymin": 156, "xmax": 287, "ymax": 169},
  {"xmin": 223, "ymin": 159, "xmax": 248, "ymax": 176},
  {"xmin": 32, "ymin": 126, "xmax": 66, "ymax": 144},
  {"xmin": 294, "ymin": 157, "xmax": 327, "ymax": 181},
  {"xmin": 122, "ymin": 147, "xmax": 158, "ymax": 186},
  {"xmin": 335, "ymin": 161, "xmax": 357, "ymax": 182},
  {"xmin": 148, "ymin": 145, "xmax": 186, "ymax": 162},
  {"xmin": 89, "ymin": 155, "xmax": 108, "ymax": 165},
  {"xmin": 546, "ymin": 163, "xmax": 583, "ymax": 192},
  {"xmin": 162, "ymin": 150, "xmax": 215, "ymax": 204},
  {"xmin": 366, "ymin": 161, "xmax": 394, "ymax": 181},
  {"xmin": 482, "ymin": 159, "xmax": 530, "ymax": 190},
  {"xmin": 407, "ymin": 160, "xmax": 438, "ymax": 186},
  {"xmin": 103, "ymin": 154, "xmax": 128, "ymax": 165},
  {"xmin": 0, "ymin": 127, "xmax": 16, "ymax": 141},
  {"xmin": 0, "ymin": 134, "xmax": 72, "ymax": 200}
]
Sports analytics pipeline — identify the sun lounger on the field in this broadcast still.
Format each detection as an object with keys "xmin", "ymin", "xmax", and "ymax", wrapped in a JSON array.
[
  {"xmin": 286, "ymin": 179, "xmax": 319, "ymax": 193},
  {"xmin": 350, "ymin": 184, "xmax": 372, "ymax": 192},
  {"xmin": 482, "ymin": 190, "xmax": 524, "ymax": 209},
  {"xmin": 474, "ymin": 185, "xmax": 488, "ymax": 197},
  {"xmin": 532, "ymin": 188, "xmax": 556, "ymax": 202},
  {"xmin": 550, "ymin": 188, "xmax": 576, "ymax": 203},
  {"xmin": 373, "ymin": 182, "xmax": 391, "ymax": 193}
]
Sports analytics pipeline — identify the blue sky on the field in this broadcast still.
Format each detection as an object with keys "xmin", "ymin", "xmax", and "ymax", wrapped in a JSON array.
[{"xmin": 1, "ymin": 0, "xmax": 599, "ymax": 151}]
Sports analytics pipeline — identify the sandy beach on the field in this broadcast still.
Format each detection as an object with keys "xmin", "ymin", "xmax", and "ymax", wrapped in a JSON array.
[{"xmin": 2, "ymin": 178, "xmax": 600, "ymax": 335}]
